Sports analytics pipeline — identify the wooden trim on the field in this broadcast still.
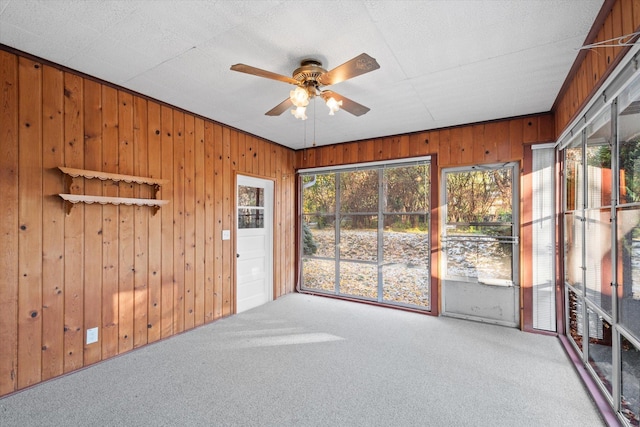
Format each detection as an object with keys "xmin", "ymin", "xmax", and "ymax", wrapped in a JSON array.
[{"xmin": 59, "ymin": 166, "xmax": 169, "ymax": 186}]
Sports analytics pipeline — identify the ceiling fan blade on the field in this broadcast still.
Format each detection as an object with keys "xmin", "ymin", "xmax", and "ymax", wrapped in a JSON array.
[
  {"xmin": 230, "ymin": 64, "xmax": 300, "ymax": 85},
  {"xmin": 265, "ymin": 98, "xmax": 293, "ymax": 116},
  {"xmin": 317, "ymin": 53, "xmax": 380, "ymax": 86},
  {"xmin": 321, "ymin": 90, "xmax": 370, "ymax": 116}
]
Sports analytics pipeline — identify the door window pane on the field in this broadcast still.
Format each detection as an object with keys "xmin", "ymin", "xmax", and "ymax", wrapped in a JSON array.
[
  {"xmin": 444, "ymin": 166, "xmax": 515, "ymax": 286},
  {"xmin": 238, "ymin": 185, "xmax": 264, "ymax": 207},
  {"xmin": 238, "ymin": 208, "xmax": 264, "ymax": 228}
]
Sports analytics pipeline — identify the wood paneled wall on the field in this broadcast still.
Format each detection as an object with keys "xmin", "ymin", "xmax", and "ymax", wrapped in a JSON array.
[
  {"xmin": 554, "ymin": 0, "xmax": 640, "ymax": 136},
  {"xmin": 0, "ymin": 49, "xmax": 296, "ymax": 397},
  {"xmin": 295, "ymin": 114, "xmax": 555, "ymax": 170}
]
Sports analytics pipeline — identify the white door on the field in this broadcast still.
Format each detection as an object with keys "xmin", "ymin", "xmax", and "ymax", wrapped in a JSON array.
[{"xmin": 236, "ymin": 175, "xmax": 273, "ymax": 313}]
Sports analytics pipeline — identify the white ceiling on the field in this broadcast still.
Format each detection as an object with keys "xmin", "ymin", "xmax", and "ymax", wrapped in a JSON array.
[{"xmin": 0, "ymin": 0, "xmax": 604, "ymax": 150}]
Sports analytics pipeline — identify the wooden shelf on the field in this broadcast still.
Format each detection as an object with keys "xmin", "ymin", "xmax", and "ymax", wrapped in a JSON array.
[
  {"xmin": 59, "ymin": 194, "xmax": 169, "ymax": 215},
  {"xmin": 58, "ymin": 167, "xmax": 168, "ymax": 186},
  {"xmin": 58, "ymin": 167, "xmax": 170, "ymax": 216}
]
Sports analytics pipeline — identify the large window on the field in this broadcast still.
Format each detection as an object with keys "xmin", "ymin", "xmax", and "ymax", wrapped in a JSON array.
[
  {"xmin": 561, "ymin": 70, "xmax": 640, "ymax": 427},
  {"xmin": 300, "ymin": 160, "xmax": 431, "ymax": 310}
]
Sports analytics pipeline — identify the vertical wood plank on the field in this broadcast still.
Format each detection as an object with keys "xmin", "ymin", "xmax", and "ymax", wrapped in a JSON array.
[
  {"xmin": 213, "ymin": 124, "xmax": 224, "ymax": 318},
  {"xmin": 160, "ymin": 106, "xmax": 174, "ymax": 338},
  {"xmin": 424, "ymin": 131, "xmax": 438, "ymax": 156},
  {"xmin": 510, "ymin": 119, "xmax": 524, "ymax": 161},
  {"xmin": 460, "ymin": 126, "xmax": 474, "ymax": 165},
  {"xmin": 82, "ymin": 79, "xmax": 103, "ymax": 365},
  {"xmin": 222, "ymin": 126, "xmax": 232, "ymax": 315},
  {"xmin": 101, "ymin": 85, "xmax": 119, "ymax": 359},
  {"xmin": 439, "ymin": 130, "xmax": 451, "ymax": 166},
  {"xmin": 237, "ymin": 133, "xmax": 246, "ymax": 172},
  {"xmin": 449, "ymin": 128, "xmax": 463, "ymax": 166},
  {"xmin": 621, "ymin": 0, "xmax": 634, "ymax": 37},
  {"xmin": 230, "ymin": 130, "xmax": 239, "ymax": 172},
  {"xmin": 117, "ymin": 91, "xmax": 134, "ymax": 354},
  {"xmin": 184, "ymin": 114, "xmax": 196, "ymax": 330},
  {"xmin": 172, "ymin": 111, "xmax": 185, "ymax": 334},
  {"xmin": 633, "ymin": 0, "xmax": 640, "ymax": 30},
  {"xmin": 146, "ymin": 101, "xmax": 162, "ymax": 342},
  {"xmin": 18, "ymin": 57, "xmax": 43, "ymax": 389},
  {"xmin": 63, "ymin": 72, "xmax": 84, "ymax": 373},
  {"xmin": 0, "ymin": 51, "xmax": 19, "ymax": 395},
  {"xmin": 204, "ymin": 122, "xmax": 216, "ymax": 321},
  {"xmin": 133, "ymin": 96, "xmax": 149, "ymax": 348},
  {"xmin": 495, "ymin": 121, "xmax": 511, "ymax": 162},
  {"xmin": 40, "ymin": 64, "xmax": 65, "ymax": 381},
  {"xmin": 194, "ymin": 118, "xmax": 206, "ymax": 326},
  {"xmin": 482, "ymin": 123, "xmax": 498, "ymax": 163},
  {"xmin": 522, "ymin": 116, "xmax": 539, "ymax": 143}
]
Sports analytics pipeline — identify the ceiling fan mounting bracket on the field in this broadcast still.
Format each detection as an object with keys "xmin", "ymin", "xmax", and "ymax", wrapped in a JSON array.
[{"xmin": 293, "ymin": 59, "xmax": 327, "ymax": 85}]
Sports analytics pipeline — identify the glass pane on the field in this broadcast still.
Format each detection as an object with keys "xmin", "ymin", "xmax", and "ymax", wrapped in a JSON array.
[
  {"xmin": 564, "ymin": 213, "xmax": 584, "ymax": 292},
  {"xmin": 618, "ymin": 75, "xmax": 640, "ymax": 205},
  {"xmin": 340, "ymin": 170, "xmax": 378, "ymax": 213},
  {"xmin": 383, "ymin": 164, "xmax": 430, "ymax": 212},
  {"xmin": 339, "ymin": 215, "xmax": 377, "ymax": 262},
  {"xmin": 621, "ymin": 334, "xmax": 640, "ymax": 426},
  {"xmin": 303, "ymin": 173, "xmax": 336, "ymax": 214},
  {"xmin": 446, "ymin": 168, "xmax": 512, "ymax": 223},
  {"xmin": 238, "ymin": 185, "xmax": 264, "ymax": 207},
  {"xmin": 238, "ymin": 208, "xmax": 263, "ymax": 229},
  {"xmin": 383, "ymin": 215, "xmax": 430, "ymax": 265},
  {"xmin": 445, "ymin": 225, "xmax": 513, "ymax": 284},
  {"xmin": 586, "ymin": 307, "xmax": 613, "ymax": 396},
  {"xmin": 338, "ymin": 262, "xmax": 377, "ymax": 299},
  {"xmin": 302, "ymin": 214, "xmax": 335, "ymax": 258},
  {"xmin": 568, "ymin": 289, "xmax": 584, "ymax": 352},
  {"xmin": 301, "ymin": 258, "xmax": 335, "ymax": 292},
  {"xmin": 383, "ymin": 213, "xmax": 429, "ymax": 234},
  {"xmin": 382, "ymin": 264, "xmax": 429, "ymax": 308},
  {"xmin": 586, "ymin": 108, "xmax": 612, "ymax": 209},
  {"xmin": 565, "ymin": 138, "xmax": 583, "ymax": 211},
  {"xmin": 617, "ymin": 207, "xmax": 640, "ymax": 340},
  {"xmin": 584, "ymin": 209, "xmax": 612, "ymax": 314}
]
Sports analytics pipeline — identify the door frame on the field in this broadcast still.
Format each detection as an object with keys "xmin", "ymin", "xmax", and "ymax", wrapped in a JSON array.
[
  {"xmin": 440, "ymin": 162, "xmax": 520, "ymax": 327},
  {"xmin": 235, "ymin": 173, "xmax": 275, "ymax": 313}
]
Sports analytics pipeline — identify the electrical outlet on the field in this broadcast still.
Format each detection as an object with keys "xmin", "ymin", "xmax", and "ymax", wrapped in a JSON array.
[
  {"xmin": 86, "ymin": 327, "xmax": 98, "ymax": 345},
  {"xmin": 222, "ymin": 230, "xmax": 231, "ymax": 240}
]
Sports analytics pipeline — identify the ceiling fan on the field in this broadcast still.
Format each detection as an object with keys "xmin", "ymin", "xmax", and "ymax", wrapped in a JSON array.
[{"xmin": 230, "ymin": 53, "xmax": 380, "ymax": 120}]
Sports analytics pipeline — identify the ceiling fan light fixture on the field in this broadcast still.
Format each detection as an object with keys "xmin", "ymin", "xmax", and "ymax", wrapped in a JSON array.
[
  {"xmin": 326, "ymin": 97, "xmax": 342, "ymax": 115},
  {"xmin": 290, "ymin": 86, "xmax": 309, "ymax": 108},
  {"xmin": 291, "ymin": 106, "xmax": 307, "ymax": 120}
]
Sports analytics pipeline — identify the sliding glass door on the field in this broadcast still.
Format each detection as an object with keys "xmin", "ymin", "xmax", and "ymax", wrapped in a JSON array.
[{"xmin": 300, "ymin": 160, "xmax": 431, "ymax": 310}]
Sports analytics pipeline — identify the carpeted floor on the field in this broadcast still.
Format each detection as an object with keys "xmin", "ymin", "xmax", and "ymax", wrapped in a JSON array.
[{"xmin": 0, "ymin": 293, "xmax": 605, "ymax": 426}]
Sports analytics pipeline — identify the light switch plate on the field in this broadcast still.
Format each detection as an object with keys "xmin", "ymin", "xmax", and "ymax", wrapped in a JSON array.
[
  {"xmin": 222, "ymin": 230, "xmax": 231, "ymax": 240},
  {"xmin": 86, "ymin": 327, "xmax": 98, "ymax": 345}
]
